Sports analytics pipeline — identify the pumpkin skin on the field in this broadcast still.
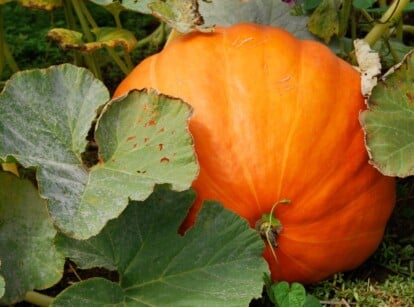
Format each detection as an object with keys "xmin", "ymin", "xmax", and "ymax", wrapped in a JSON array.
[{"xmin": 114, "ymin": 23, "xmax": 396, "ymax": 284}]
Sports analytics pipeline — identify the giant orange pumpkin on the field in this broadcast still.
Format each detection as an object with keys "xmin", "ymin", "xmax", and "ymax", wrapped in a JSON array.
[{"xmin": 114, "ymin": 23, "xmax": 395, "ymax": 284}]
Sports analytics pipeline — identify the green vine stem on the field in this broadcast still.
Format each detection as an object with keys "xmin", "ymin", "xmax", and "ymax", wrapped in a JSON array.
[
  {"xmin": 62, "ymin": 0, "xmax": 82, "ymax": 66},
  {"xmin": 69, "ymin": 0, "xmax": 102, "ymax": 79},
  {"xmin": 164, "ymin": 28, "xmax": 184, "ymax": 47},
  {"xmin": 78, "ymin": 0, "xmax": 98, "ymax": 29},
  {"xmin": 136, "ymin": 23, "xmax": 167, "ymax": 49},
  {"xmin": 364, "ymin": 0, "xmax": 409, "ymax": 47},
  {"xmin": 338, "ymin": 0, "xmax": 352, "ymax": 38},
  {"xmin": 402, "ymin": 25, "xmax": 414, "ymax": 35},
  {"xmin": 24, "ymin": 291, "xmax": 54, "ymax": 307},
  {"xmin": 71, "ymin": 0, "xmax": 94, "ymax": 42}
]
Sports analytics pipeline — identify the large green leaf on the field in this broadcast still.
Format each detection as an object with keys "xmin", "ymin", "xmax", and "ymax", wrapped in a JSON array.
[
  {"xmin": 112, "ymin": 0, "xmax": 313, "ymax": 39},
  {"xmin": 0, "ymin": 64, "xmax": 198, "ymax": 239},
  {"xmin": 72, "ymin": 89, "xmax": 198, "ymax": 238},
  {"xmin": 360, "ymin": 50, "xmax": 414, "ymax": 177},
  {"xmin": 54, "ymin": 185, "xmax": 267, "ymax": 306},
  {"xmin": 0, "ymin": 172, "xmax": 64, "ymax": 304},
  {"xmin": 198, "ymin": 0, "xmax": 313, "ymax": 39},
  {"xmin": 0, "ymin": 64, "xmax": 108, "ymax": 238}
]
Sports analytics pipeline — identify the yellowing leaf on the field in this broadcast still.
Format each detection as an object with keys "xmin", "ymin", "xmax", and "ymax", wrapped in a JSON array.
[
  {"xmin": 47, "ymin": 27, "xmax": 137, "ymax": 53},
  {"xmin": 18, "ymin": 0, "xmax": 62, "ymax": 11},
  {"xmin": 307, "ymin": 0, "xmax": 339, "ymax": 43}
]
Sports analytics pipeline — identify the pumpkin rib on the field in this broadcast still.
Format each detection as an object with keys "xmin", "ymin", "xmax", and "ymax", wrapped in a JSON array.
[
  {"xmin": 221, "ymin": 33, "xmax": 264, "ymax": 215},
  {"xmin": 268, "ymin": 246, "xmax": 327, "ymax": 283}
]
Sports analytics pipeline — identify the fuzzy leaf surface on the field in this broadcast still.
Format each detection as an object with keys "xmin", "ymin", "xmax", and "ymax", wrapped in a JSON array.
[
  {"xmin": 360, "ymin": 50, "xmax": 414, "ymax": 177},
  {"xmin": 78, "ymin": 89, "xmax": 197, "ymax": 239},
  {"xmin": 198, "ymin": 0, "xmax": 313, "ymax": 39},
  {"xmin": 116, "ymin": 0, "xmax": 313, "ymax": 39},
  {"xmin": 0, "ymin": 65, "xmax": 197, "ymax": 239},
  {"xmin": 0, "ymin": 172, "xmax": 64, "ymax": 304},
  {"xmin": 54, "ymin": 186, "xmax": 267, "ymax": 306},
  {"xmin": 0, "ymin": 64, "xmax": 108, "ymax": 238}
]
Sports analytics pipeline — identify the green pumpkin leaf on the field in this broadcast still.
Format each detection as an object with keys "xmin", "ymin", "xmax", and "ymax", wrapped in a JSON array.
[
  {"xmin": 198, "ymin": 0, "xmax": 314, "ymax": 40},
  {"xmin": 307, "ymin": 0, "xmax": 339, "ymax": 43},
  {"xmin": 54, "ymin": 185, "xmax": 267, "ymax": 306},
  {"xmin": 0, "ymin": 172, "xmax": 64, "ymax": 305},
  {"xmin": 0, "ymin": 64, "xmax": 197, "ymax": 239},
  {"xmin": 120, "ymin": 0, "xmax": 313, "ymax": 40},
  {"xmin": 360, "ymin": 50, "xmax": 414, "ymax": 177},
  {"xmin": 273, "ymin": 281, "xmax": 307, "ymax": 307},
  {"xmin": 0, "ymin": 64, "xmax": 108, "ymax": 239},
  {"xmin": 76, "ymin": 89, "xmax": 198, "ymax": 239}
]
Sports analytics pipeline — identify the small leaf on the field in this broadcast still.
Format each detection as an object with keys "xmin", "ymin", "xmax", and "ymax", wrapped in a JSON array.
[
  {"xmin": 0, "ymin": 172, "xmax": 64, "ymax": 304},
  {"xmin": 91, "ymin": 27, "xmax": 138, "ymax": 52},
  {"xmin": 149, "ymin": 0, "xmax": 214, "ymax": 34},
  {"xmin": 273, "ymin": 281, "xmax": 307, "ymax": 307},
  {"xmin": 88, "ymin": 0, "xmax": 127, "ymax": 16},
  {"xmin": 304, "ymin": 294, "xmax": 323, "ymax": 306},
  {"xmin": 304, "ymin": 0, "xmax": 322, "ymax": 11},
  {"xmin": 48, "ymin": 27, "xmax": 137, "ymax": 53},
  {"xmin": 360, "ymin": 49, "xmax": 414, "ymax": 177},
  {"xmin": 17, "ymin": 0, "xmax": 62, "ymax": 11},
  {"xmin": 47, "ymin": 28, "xmax": 85, "ymax": 50},
  {"xmin": 54, "ymin": 185, "xmax": 267, "ymax": 306},
  {"xmin": 352, "ymin": 0, "xmax": 376, "ymax": 10},
  {"xmin": 307, "ymin": 0, "xmax": 339, "ymax": 43}
]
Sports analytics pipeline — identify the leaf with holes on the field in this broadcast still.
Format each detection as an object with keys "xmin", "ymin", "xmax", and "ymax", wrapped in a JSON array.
[
  {"xmin": 360, "ymin": 50, "xmax": 414, "ymax": 177},
  {"xmin": 54, "ymin": 185, "xmax": 267, "ymax": 306},
  {"xmin": 0, "ymin": 64, "xmax": 198, "ymax": 239}
]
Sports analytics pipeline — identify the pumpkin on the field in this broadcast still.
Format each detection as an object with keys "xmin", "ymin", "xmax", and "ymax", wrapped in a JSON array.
[{"xmin": 114, "ymin": 23, "xmax": 396, "ymax": 284}]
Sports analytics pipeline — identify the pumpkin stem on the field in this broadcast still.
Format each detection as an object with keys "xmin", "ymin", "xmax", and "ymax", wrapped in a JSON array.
[
  {"xmin": 255, "ymin": 199, "xmax": 291, "ymax": 262},
  {"xmin": 164, "ymin": 28, "xmax": 184, "ymax": 47}
]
